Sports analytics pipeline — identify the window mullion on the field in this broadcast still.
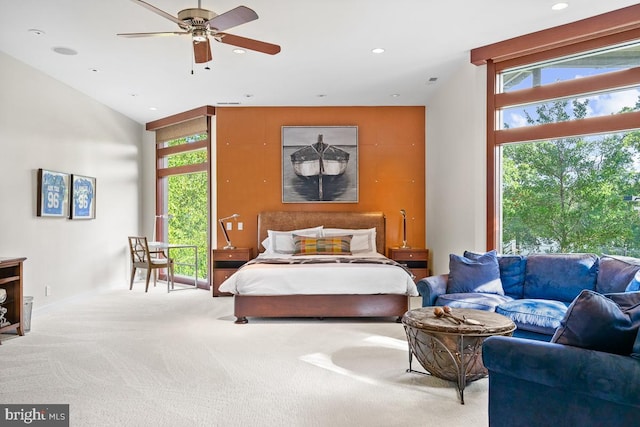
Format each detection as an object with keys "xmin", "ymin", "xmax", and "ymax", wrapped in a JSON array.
[
  {"xmin": 494, "ymin": 111, "xmax": 640, "ymax": 145},
  {"xmin": 496, "ymin": 66, "xmax": 640, "ymax": 109}
]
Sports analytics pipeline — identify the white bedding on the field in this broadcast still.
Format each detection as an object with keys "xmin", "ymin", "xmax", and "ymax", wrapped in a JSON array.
[{"xmin": 218, "ymin": 252, "xmax": 419, "ymax": 296}]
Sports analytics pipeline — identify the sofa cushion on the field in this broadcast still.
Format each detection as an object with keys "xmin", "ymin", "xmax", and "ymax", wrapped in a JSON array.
[
  {"xmin": 597, "ymin": 255, "xmax": 640, "ymax": 294},
  {"xmin": 631, "ymin": 326, "xmax": 640, "ymax": 360},
  {"xmin": 632, "ymin": 328, "xmax": 640, "ymax": 360},
  {"xmin": 436, "ymin": 292, "xmax": 514, "ymax": 311},
  {"xmin": 625, "ymin": 270, "xmax": 640, "ymax": 292},
  {"xmin": 447, "ymin": 250, "xmax": 504, "ymax": 295},
  {"xmin": 465, "ymin": 251, "xmax": 525, "ymax": 298},
  {"xmin": 523, "ymin": 253, "xmax": 598, "ymax": 303},
  {"xmin": 551, "ymin": 289, "xmax": 640, "ymax": 355},
  {"xmin": 498, "ymin": 255, "xmax": 526, "ymax": 298},
  {"xmin": 496, "ymin": 299, "xmax": 569, "ymax": 335}
]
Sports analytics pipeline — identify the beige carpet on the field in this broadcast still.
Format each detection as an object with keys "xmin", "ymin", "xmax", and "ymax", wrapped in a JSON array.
[{"xmin": 0, "ymin": 285, "xmax": 489, "ymax": 427}]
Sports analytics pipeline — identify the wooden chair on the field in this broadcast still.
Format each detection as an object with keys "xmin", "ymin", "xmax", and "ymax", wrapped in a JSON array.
[{"xmin": 127, "ymin": 236, "xmax": 174, "ymax": 292}]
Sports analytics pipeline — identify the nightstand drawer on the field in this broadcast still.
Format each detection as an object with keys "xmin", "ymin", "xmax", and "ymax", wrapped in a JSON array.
[
  {"xmin": 212, "ymin": 248, "xmax": 253, "ymax": 297},
  {"xmin": 387, "ymin": 248, "xmax": 429, "ymax": 282},
  {"xmin": 213, "ymin": 269, "xmax": 236, "ymax": 296},
  {"xmin": 213, "ymin": 248, "xmax": 252, "ymax": 261},
  {"xmin": 389, "ymin": 249, "xmax": 428, "ymax": 262}
]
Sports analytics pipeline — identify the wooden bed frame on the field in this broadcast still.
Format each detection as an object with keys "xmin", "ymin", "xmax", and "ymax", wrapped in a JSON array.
[{"xmin": 232, "ymin": 211, "xmax": 410, "ymax": 324}]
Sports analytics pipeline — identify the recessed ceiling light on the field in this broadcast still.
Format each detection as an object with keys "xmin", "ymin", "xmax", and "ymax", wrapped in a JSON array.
[
  {"xmin": 390, "ymin": 94, "xmax": 400, "ymax": 98},
  {"xmin": 233, "ymin": 48, "xmax": 246, "ymax": 54},
  {"xmin": 149, "ymin": 107, "xmax": 157, "ymax": 111},
  {"xmin": 244, "ymin": 94, "xmax": 253, "ymax": 98},
  {"xmin": 371, "ymin": 48, "xmax": 385, "ymax": 54},
  {"xmin": 89, "ymin": 68, "xmax": 99, "ymax": 73},
  {"xmin": 28, "ymin": 29, "xmax": 45, "ymax": 36},
  {"xmin": 52, "ymin": 47, "xmax": 77, "ymax": 56},
  {"xmin": 551, "ymin": 2, "xmax": 569, "ymax": 10},
  {"xmin": 317, "ymin": 94, "xmax": 327, "ymax": 98}
]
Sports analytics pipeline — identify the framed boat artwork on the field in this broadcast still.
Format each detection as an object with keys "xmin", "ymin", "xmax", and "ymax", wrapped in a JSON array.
[
  {"xmin": 37, "ymin": 168, "xmax": 70, "ymax": 217},
  {"xmin": 282, "ymin": 126, "xmax": 358, "ymax": 203},
  {"xmin": 70, "ymin": 174, "xmax": 96, "ymax": 219}
]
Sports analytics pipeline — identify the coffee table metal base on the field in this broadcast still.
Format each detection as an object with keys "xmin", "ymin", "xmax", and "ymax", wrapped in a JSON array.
[{"xmin": 402, "ymin": 308, "xmax": 516, "ymax": 404}]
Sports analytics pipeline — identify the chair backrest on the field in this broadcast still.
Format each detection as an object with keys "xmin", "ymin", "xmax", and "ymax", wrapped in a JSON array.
[{"xmin": 128, "ymin": 236, "xmax": 151, "ymax": 264}]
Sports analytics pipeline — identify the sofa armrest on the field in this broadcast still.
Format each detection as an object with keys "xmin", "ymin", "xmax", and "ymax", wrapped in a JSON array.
[
  {"xmin": 415, "ymin": 274, "xmax": 448, "ymax": 307},
  {"xmin": 483, "ymin": 335, "xmax": 640, "ymax": 408}
]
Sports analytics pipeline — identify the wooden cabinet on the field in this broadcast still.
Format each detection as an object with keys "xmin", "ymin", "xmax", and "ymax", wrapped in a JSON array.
[
  {"xmin": 387, "ymin": 248, "xmax": 429, "ymax": 282},
  {"xmin": 212, "ymin": 248, "xmax": 253, "ymax": 297},
  {"xmin": 0, "ymin": 257, "xmax": 26, "ymax": 341}
]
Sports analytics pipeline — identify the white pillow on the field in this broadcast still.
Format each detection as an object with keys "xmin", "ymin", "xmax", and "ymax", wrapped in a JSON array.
[
  {"xmin": 322, "ymin": 228, "xmax": 376, "ymax": 253},
  {"xmin": 261, "ymin": 237, "xmax": 271, "ymax": 251},
  {"xmin": 267, "ymin": 226, "xmax": 323, "ymax": 254}
]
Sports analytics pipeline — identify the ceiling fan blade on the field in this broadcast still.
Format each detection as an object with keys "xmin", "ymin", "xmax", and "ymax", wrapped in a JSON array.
[
  {"xmin": 117, "ymin": 31, "xmax": 190, "ymax": 38},
  {"xmin": 194, "ymin": 39, "xmax": 213, "ymax": 63},
  {"xmin": 207, "ymin": 6, "xmax": 258, "ymax": 31},
  {"xmin": 217, "ymin": 33, "xmax": 281, "ymax": 55},
  {"xmin": 129, "ymin": 0, "xmax": 187, "ymax": 28}
]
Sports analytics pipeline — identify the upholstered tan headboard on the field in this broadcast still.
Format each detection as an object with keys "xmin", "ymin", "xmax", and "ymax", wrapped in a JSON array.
[{"xmin": 257, "ymin": 211, "xmax": 386, "ymax": 254}]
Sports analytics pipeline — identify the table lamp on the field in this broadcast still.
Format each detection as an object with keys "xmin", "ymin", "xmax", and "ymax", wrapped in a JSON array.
[
  {"xmin": 219, "ymin": 213, "xmax": 240, "ymax": 249},
  {"xmin": 152, "ymin": 214, "xmax": 172, "ymax": 244},
  {"xmin": 400, "ymin": 209, "xmax": 410, "ymax": 248}
]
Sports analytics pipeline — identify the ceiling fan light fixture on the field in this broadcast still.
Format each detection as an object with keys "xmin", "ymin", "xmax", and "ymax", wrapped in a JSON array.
[
  {"xmin": 193, "ymin": 30, "xmax": 208, "ymax": 42},
  {"xmin": 119, "ymin": 3, "xmax": 280, "ymax": 61}
]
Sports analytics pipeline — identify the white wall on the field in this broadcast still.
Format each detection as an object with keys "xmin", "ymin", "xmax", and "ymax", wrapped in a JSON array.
[
  {"xmin": 426, "ymin": 61, "xmax": 488, "ymax": 274},
  {"xmin": 142, "ymin": 130, "xmax": 156, "ymax": 240},
  {"xmin": 0, "ymin": 51, "xmax": 143, "ymax": 311}
]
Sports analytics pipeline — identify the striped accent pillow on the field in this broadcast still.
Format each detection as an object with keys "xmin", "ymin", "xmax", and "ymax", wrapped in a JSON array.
[{"xmin": 293, "ymin": 234, "xmax": 353, "ymax": 255}]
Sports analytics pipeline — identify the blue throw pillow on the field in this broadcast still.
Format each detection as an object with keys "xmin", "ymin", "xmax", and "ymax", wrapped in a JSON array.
[
  {"xmin": 551, "ymin": 289, "xmax": 640, "ymax": 355},
  {"xmin": 447, "ymin": 250, "xmax": 504, "ymax": 295},
  {"xmin": 464, "ymin": 251, "xmax": 526, "ymax": 298}
]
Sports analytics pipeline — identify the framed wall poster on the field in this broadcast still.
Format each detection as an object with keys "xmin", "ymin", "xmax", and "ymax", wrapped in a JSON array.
[
  {"xmin": 282, "ymin": 126, "xmax": 358, "ymax": 203},
  {"xmin": 37, "ymin": 169, "xmax": 70, "ymax": 217},
  {"xmin": 70, "ymin": 174, "xmax": 96, "ymax": 219}
]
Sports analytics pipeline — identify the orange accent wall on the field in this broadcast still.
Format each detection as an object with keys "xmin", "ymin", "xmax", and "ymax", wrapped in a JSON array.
[{"xmin": 215, "ymin": 106, "xmax": 425, "ymax": 253}]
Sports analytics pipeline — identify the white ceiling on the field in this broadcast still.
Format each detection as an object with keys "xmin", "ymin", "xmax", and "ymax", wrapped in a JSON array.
[{"xmin": 0, "ymin": 0, "xmax": 637, "ymax": 124}]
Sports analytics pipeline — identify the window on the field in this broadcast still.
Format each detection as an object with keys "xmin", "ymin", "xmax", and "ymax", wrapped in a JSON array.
[
  {"xmin": 147, "ymin": 107, "xmax": 214, "ymax": 288},
  {"xmin": 159, "ymin": 132, "xmax": 209, "ymax": 281},
  {"xmin": 472, "ymin": 6, "xmax": 640, "ymax": 255}
]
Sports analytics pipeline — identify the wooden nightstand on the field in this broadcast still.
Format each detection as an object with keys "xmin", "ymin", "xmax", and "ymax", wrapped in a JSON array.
[
  {"xmin": 387, "ymin": 248, "xmax": 429, "ymax": 282},
  {"xmin": 212, "ymin": 248, "xmax": 253, "ymax": 297}
]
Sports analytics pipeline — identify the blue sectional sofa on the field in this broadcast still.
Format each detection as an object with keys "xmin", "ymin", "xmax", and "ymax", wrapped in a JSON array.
[
  {"xmin": 416, "ymin": 251, "xmax": 640, "ymax": 340},
  {"xmin": 482, "ymin": 286, "xmax": 640, "ymax": 426},
  {"xmin": 482, "ymin": 334, "xmax": 640, "ymax": 427}
]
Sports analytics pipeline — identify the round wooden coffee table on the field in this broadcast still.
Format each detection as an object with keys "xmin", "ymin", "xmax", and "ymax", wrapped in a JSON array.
[{"xmin": 402, "ymin": 307, "xmax": 516, "ymax": 404}]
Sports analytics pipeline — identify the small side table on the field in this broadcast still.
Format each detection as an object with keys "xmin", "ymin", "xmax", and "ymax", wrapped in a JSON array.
[
  {"xmin": 0, "ymin": 257, "xmax": 26, "ymax": 343},
  {"xmin": 212, "ymin": 248, "xmax": 253, "ymax": 297},
  {"xmin": 388, "ymin": 248, "xmax": 429, "ymax": 281},
  {"xmin": 402, "ymin": 307, "xmax": 515, "ymax": 404}
]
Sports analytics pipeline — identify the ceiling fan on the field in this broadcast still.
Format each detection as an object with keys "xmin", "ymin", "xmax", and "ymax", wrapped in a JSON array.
[{"xmin": 117, "ymin": 0, "xmax": 281, "ymax": 63}]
